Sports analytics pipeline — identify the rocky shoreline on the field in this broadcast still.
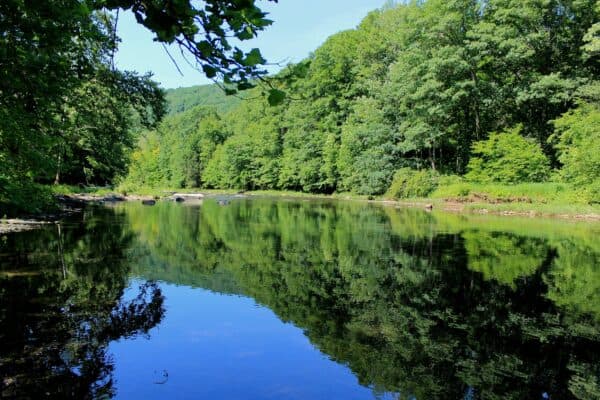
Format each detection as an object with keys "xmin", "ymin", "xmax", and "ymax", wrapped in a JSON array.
[{"xmin": 0, "ymin": 219, "xmax": 57, "ymax": 234}]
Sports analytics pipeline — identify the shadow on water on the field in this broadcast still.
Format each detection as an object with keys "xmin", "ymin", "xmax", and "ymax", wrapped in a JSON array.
[
  {"xmin": 0, "ymin": 209, "xmax": 165, "ymax": 399},
  {"xmin": 1, "ymin": 199, "xmax": 599, "ymax": 399}
]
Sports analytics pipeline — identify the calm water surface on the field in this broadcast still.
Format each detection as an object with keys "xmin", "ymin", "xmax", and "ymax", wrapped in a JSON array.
[{"xmin": 0, "ymin": 198, "xmax": 599, "ymax": 399}]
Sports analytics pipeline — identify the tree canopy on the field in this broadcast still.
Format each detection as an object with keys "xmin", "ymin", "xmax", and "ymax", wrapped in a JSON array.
[{"xmin": 123, "ymin": 0, "xmax": 600, "ymax": 201}]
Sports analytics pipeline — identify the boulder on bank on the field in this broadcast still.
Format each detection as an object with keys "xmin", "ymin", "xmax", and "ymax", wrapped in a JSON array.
[
  {"xmin": 56, "ymin": 195, "xmax": 87, "ymax": 207},
  {"xmin": 170, "ymin": 193, "xmax": 204, "ymax": 204},
  {"xmin": 172, "ymin": 193, "xmax": 204, "ymax": 200}
]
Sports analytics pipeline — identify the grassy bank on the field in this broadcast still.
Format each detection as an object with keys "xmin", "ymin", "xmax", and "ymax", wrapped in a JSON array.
[
  {"xmin": 424, "ymin": 181, "xmax": 600, "ymax": 218},
  {"xmin": 431, "ymin": 182, "xmax": 579, "ymax": 204}
]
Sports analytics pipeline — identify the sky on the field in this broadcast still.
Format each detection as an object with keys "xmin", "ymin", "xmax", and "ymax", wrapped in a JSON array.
[{"xmin": 115, "ymin": 0, "xmax": 386, "ymax": 89}]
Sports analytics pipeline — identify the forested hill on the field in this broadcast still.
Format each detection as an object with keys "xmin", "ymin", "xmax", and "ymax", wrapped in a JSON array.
[
  {"xmin": 123, "ymin": 0, "xmax": 600, "ymax": 204},
  {"xmin": 165, "ymin": 84, "xmax": 242, "ymax": 115}
]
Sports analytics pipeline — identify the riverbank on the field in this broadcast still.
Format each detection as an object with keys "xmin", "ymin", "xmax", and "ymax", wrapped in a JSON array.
[
  {"xmin": 0, "ymin": 198, "xmax": 84, "ymax": 234},
  {"xmin": 0, "ymin": 219, "xmax": 57, "ymax": 234},
  {"xmin": 2, "ymin": 185, "xmax": 599, "ymax": 234},
  {"xmin": 59, "ymin": 186, "xmax": 600, "ymax": 221},
  {"xmin": 391, "ymin": 198, "xmax": 600, "ymax": 221}
]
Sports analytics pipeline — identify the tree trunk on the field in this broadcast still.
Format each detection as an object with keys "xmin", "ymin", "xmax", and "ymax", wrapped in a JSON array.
[
  {"xmin": 57, "ymin": 223, "xmax": 66, "ymax": 279},
  {"xmin": 54, "ymin": 153, "xmax": 61, "ymax": 185},
  {"xmin": 429, "ymin": 146, "xmax": 436, "ymax": 171},
  {"xmin": 470, "ymin": 70, "xmax": 481, "ymax": 140}
]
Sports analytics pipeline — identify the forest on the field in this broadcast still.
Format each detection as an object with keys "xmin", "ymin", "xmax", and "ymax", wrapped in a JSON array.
[
  {"xmin": 0, "ymin": 0, "xmax": 275, "ymax": 215},
  {"xmin": 122, "ymin": 0, "xmax": 600, "ymax": 204},
  {"xmin": 1, "ymin": 0, "xmax": 599, "ymax": 215}
]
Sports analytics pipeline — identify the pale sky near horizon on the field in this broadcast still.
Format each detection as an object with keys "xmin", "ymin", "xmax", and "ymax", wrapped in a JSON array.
[{"xmin": 115, "ymin": 1, "xmax": 386, "ymax": 89}]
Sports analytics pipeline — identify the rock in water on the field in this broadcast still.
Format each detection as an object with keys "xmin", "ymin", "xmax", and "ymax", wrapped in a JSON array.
[
  {"xmin": 172, "ymin": 193, "xmax": 204, "ymax": 200},
  {"xmin": 103, "ymin": 195, "xmax": 125, "ymax": 202}
]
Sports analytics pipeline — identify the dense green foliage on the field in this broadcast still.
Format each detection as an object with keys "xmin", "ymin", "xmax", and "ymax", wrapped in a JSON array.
[
  {"xmin": 124, "ymin": 0, "xmax": 600, "ymax": 200},
  {"xmin": 0, "ymin": 0, "xmax": 276, "ymax": 215},
  {"xmin": 122, "ymin": 106, "xmax": 231, "ymax": 190},
  {"xmin": 551, "ymin": 102, "xmax": 600, "ymax": 202},
  {"xmin": 165, "ymin": 84, "xmax": 243, "ymax": 115},
  {"xmin": 386, "ymin": 168, "xmax": 440, "ymax": 199},
  {"xmin": 0, "ymin": 1, "xmax": 163, "ymax": 214},
  {"xmin": 465, "ymin": 126, "xmax": 551, "ymax": 184}
]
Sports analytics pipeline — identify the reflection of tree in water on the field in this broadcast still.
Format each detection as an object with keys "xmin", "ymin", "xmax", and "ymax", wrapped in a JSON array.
[
  {"xmin": 463, "ymin": 231, "xmax": 549, "ymax": 287},
  {"xmin": 545, "ymin": 239, "xmax": 600, "ymax": 319},
  {"xmin": 0, "ymin": 207, "xmax": 165, "ymax": 399},
  {"xmin": 126, "ymin": 200, "xmax": 600, "ymax": 399}
]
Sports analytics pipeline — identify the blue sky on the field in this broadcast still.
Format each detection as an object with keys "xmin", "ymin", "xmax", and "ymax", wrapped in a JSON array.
[{"xmin": 115, "ymin": 0, "xmax": 386, "ymax": 89}]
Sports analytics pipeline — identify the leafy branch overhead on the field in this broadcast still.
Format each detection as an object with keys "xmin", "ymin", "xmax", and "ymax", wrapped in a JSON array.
[{"xmin": 97, "ymin": 0, "xmax": 278, "ymax": 92}]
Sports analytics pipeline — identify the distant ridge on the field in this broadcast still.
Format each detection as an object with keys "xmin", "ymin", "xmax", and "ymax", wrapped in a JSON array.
[{"xmin": 165, "ymin": 84, "xmax": 243, "ymax": 115}]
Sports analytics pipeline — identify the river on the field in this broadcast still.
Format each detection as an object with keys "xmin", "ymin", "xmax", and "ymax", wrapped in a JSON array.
[{"xmin": 1, "ymin": 198, "xmax": 598, "ymax": 399}]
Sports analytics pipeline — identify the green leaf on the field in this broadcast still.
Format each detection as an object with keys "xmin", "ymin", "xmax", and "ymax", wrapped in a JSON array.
[
  {"xmin": 202, "ymin": 65, "xmax": 217, "ymax": 78},
  {"xmin": 237, "ymin": 27, "xmax": 254, "ymax": 40},
  {"xmin": 243, "ymin": 48, "xmax": 266, "ymax": 67},
  {"xmin": 197, "ymin": 41, "xmax": 212, "ymax": 57},
  {"xmin": 267, "ymin": 89, "xmax": 285, "ymax": 106}
]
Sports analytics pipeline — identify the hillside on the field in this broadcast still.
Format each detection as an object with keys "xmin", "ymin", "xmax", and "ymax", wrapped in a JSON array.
[
  {"xmin": 165, "ymin": 84, "xmax": 243, "ymax": 115},
  {"xmin": 124, "ymin": 0, "xmax": 600, "ymax": 207}
]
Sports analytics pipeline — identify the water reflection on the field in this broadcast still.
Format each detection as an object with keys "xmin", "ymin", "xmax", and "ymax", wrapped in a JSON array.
[
  {"xmin": 125, "ymin": 199, "xmax": 600, "ymax": 399},
  {"xmin": 1, "ymin": 199, "xmax": 599, "ymax": 399},
  {"xmin": 0, "ymin": 209, "xmax": 164, "ymax": 398}
]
